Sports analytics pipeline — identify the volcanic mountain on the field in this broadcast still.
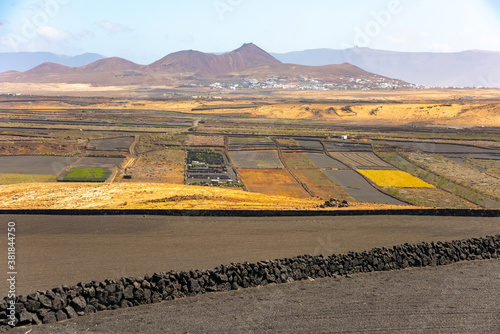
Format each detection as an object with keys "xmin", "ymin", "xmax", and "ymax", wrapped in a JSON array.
[
  {"xmin": 0, "ymin": 43, "xmax": 402, "ymax": 86},
  {"xmin": 148, "ymin": 43, "xmax": 282, "ymax": 77}
]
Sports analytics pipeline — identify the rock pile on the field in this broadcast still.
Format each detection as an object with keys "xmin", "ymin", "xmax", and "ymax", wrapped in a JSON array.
[
  {"xmin": 319, "ymin": 198, "xmax": 349, "ymax": 208},
  {"xmin": 1, "ymin": 235, "xmax": 498, "ymax": 330}
]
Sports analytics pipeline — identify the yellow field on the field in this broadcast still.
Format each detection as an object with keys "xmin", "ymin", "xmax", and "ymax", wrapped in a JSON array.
[
  {"xmin": 357, "ymin": 170, "xmax": 435, "ymax": 188},
  {"xmin": 0, "ymin": 173, "xmax": 57, "ymax": 185}
]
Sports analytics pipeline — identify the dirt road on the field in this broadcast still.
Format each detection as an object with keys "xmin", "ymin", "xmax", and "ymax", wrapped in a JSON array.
[{"xmin": 1, "ymin": 215, "xmax": 498, "ymax": 295}]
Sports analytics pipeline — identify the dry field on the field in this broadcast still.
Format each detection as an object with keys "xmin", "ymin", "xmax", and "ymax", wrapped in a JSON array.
[
  {"xmin": 376, "ymin": 151, "xmax": 500, "ymax": 208},
  {"xmin": 282, "ymin": 153, "xmax": 350, "ymax": 199},
  {"xmin": 0, "ymin": 182, "xmax": 326, "ymax": 210},
  {"xmin": 0, "ymin": 173, "xmax": 56, "ymax": 184},
  {"xmin": 230, "ymin": 150, "xmax": 283, "ymax": 169},
  {"xmin": 237, "ymin": 168, "xmax": 311, "ymax": 198},
  {"xmin": 119, "ymin": 148, "xmax": 185, "ymax": 184},
  {"xmin": 405, "ymin": 152, "xmax": 500, "ymax": 201},
  {"xmin": 1, "ymin": 89, "xmax": 499, "ymax": 127},
  {"xmin": 0, "ymin": 139, "xmax": 86, "ymax": 156},
  {"xmin": 184, "ymin": 134, "xmax": 224, "ymax": 147},
  {"xmin": 387, "ymin": 187, "xmax": 478, "ymax": 208}
]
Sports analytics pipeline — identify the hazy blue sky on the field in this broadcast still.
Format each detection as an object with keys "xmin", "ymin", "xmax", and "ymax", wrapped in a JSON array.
[{"xmin": 0, "ymin": 0, "xmax": 499, "ymax": 64}]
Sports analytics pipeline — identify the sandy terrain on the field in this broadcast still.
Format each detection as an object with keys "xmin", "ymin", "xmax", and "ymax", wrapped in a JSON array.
[
  {"xmin": 10, "ymin": 259, "xmax": 500, "ymax": 333},
  {"xmin": 1, "ymin": 90, "xmax": 499, "ymax": 126}
]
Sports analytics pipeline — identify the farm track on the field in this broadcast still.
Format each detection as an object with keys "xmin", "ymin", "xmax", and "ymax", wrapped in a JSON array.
[
  {"xmin": 55, "ymin": 156, "xmax": 83, "ymax": 181},
  {"xmin": 273, "ymin": 139, "xmax": 316, "ymax": 197}
]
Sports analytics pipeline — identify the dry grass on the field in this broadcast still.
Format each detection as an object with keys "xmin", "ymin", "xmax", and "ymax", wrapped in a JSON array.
[
  {"xmin": 0, "ymin": 183, "xmax": 311, "ymax": 210},
  {"xmin": 0, "ymin": 173, "xmax": 57, "ymax": 185},
  {"xmin": 405, "ymin": 153, "xmax": 500, "ymax": 200},
  {"xmin": 357, "ymin": 170, "xmax": 435, "ymax": 188},
  {"xmin": 0, "ymin": 182, "xmax": 410, "ymax": 210},
  {"xmin": 119, "ymin": 148, "xmax": 185, "ymax": 184}
]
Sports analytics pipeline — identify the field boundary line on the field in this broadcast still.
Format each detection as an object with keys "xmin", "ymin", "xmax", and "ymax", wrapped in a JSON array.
[
  {"xmin": 55, "ymin": 156, "xmax": 83, "ymax": 181},
  {"xmin": 0, "ymin": 208, "xmax": 498, "ymax": 217},
  {"xmin": 273, "ymin": 139, "xmax": 315, "ymax": 197}
]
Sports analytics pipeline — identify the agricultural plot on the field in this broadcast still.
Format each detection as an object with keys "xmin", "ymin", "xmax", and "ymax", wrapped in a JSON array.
[
  {"xmin": 303, "ymin": 153, "xmax": 348, "ymax": 169},
  {"xmin": 386, "ymin": 187, "xmax": 478, "ymax": 208},
  {"xmin": 324, "ymin": 141, "xmax": 372, "ymax": 152},
  {"xmin": 0, "ymin": 173, "xmax": 56, "ymax": 185},
  {"xmin": 357, "ymin": 170, "xmax": 435, "ymax": 188},
  {"xmin": 230, "ymin": 150, "xmax": 283, "ymax": 169},
  {"xmin": 405, "ymin": 152, "xmax": 500, "ymax": 201},
  {"xmin": 185, "ymin": 134, "xmax": 224, "ymax": 147},
  {"xmin": 87, "ymin": 137, "xmax": 134, "ymax": 151},
  {"xmin": 72, "ymin": 157, "xmax": 125, "ymax": 169},
  {"xmin": 62, "ymin": 167, "xmax": 112, "ymax": 182},
  {"xmin": 374, "ymin": 140, "xmax": 500, "ymax": 155},
  {"xmin": 328, "ymin": 152, "xmax": 394, "ymax": 169},
  {"xmin": 186, "ymin": 150, "xmax": 239, "ymax": 186},
  {"xmin": 282, "ymin": 153, "xmax": 349, "ymax": 199},
  {"xmin": 322, "ymin": 170, "xmax": 405, "ymax": 205},
  {"xmin": 444, "ymin": 153, "xmax": 500, "ymax": 161},
  {"xmin": 238, "ymin": 168, "xmax": 310, "ymax": 198},
  {"xmin": 297, "ymin": 140, "xmax": 324, "ymax": 151},
  {"xmin": 0, "ymin": 155, "xmax": 77, "ymax": 175},
  {"xmin": 228, "ymin": 136, "xmax": 275, "ymax": 150},
  {"xmin": 121, "ymin": 148, "xmax": 184, "ymax": 184}
]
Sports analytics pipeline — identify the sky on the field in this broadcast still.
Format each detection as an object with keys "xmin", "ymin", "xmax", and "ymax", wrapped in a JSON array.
[{"xmin": 0, "ymin": 0, "xmax": 499, "ymax": 64}]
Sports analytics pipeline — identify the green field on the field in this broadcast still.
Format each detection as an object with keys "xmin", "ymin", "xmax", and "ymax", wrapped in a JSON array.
[
  {"xmin": 62, "ymin": 168, "xmax": 112, "ymax": 182},
  {"xmin": 0, "ymin": 173, "xmax": 57, "ymax": 185}
]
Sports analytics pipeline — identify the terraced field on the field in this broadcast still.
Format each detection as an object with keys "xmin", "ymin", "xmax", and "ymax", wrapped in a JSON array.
[
  {"xmin": 297, "ymin": 140, "xmax": 324, "ymax": 151},
  {"xmin": 238, "ymin": 168, "xmax": 310, "ymax": 198},
  {"xmin": 72, "ymin": 157, "xmax": 125, "ymax": 169},
  {"xmin": 328, "ymin": 152, "xmax": 394, "ymax": 169},
  {"xmin": 303, "ymin": 153, "xmax": 348, "ymax": 169},
  {"xmin": 87, "ymin": 136, "xmax": 134, "ymax": 151},
  {"xmin": 230, "ymin": 150, "xmax": 283, "ymax": 169},
  {"xmin": 324, "ymin": 141, "xmax": 372, "ymax": 152},
  {"xmin": 282, "ymin": 153, "xmax": 349, "ymax": 199}
]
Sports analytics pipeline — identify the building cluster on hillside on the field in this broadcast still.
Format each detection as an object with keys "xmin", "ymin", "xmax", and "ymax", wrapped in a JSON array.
[{"xmin": 197, "ymin": 75, "xmax": 423, "ymax": 92}]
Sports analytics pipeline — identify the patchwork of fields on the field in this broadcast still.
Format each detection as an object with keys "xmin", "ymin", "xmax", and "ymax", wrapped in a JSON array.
[{"xmin": 1, "ymin": 128, "xmax": 497, "ymax": 208}]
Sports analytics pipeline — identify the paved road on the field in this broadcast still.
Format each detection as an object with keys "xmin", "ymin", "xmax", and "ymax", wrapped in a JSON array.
[
  {"xmin": 1, "ymin": 215, "xmax": 498, "ymax": 295},
  {"xmin": 10, "ymin": 259, "xmax": 500, "ymax": 333}
]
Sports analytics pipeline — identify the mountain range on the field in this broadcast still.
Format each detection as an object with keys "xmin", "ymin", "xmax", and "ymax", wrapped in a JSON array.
[
  {"xmin": 272, "ymin": 48, "xmax": 500, "ymax": 88},
  {"xmin": 0, "ymin": 43, "xmax": 397, "ymax": 87},
  {"xmin": 1, "ymin": 44, "xmax": 499, "ymax": 88},
  {"xmin": 0, "ymin": 52, "xmax": 104, "ymax": 73}
]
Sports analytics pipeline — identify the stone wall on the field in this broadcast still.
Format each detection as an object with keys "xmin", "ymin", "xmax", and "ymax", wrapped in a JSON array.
[{"xmin": 1, "ymin": 235, "xmax": 499, "ymax": 330}]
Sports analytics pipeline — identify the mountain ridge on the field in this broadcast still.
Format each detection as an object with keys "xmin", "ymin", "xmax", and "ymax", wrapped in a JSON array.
[
  {"xmin": 0, "ymin": 43, "xmax": 397, "ymax": 87},
  {"xmin": 271, "ymin": 47, "xmax": 500, "ymax": 88}
]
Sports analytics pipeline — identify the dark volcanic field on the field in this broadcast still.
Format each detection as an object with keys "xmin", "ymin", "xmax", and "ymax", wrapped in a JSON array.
[{"xmin": 8, "ymin": 259, "xmax": 500, "ymax": 333}]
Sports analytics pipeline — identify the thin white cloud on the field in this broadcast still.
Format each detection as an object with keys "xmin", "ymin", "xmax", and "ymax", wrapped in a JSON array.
[
  {"xmin": 387, "ymin": 35, "xmax": 407, "ymax": 45},
  {"xmin": 427, "ymin": 43, "xmax": 453, "ymax": 52},
  {"xmin": 96, "ymin": 21, "xmax": 132, "ymax": 34},
  {"xmin": 37, "ymin": 25, "xmax": 72, "ymax": 41}
]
